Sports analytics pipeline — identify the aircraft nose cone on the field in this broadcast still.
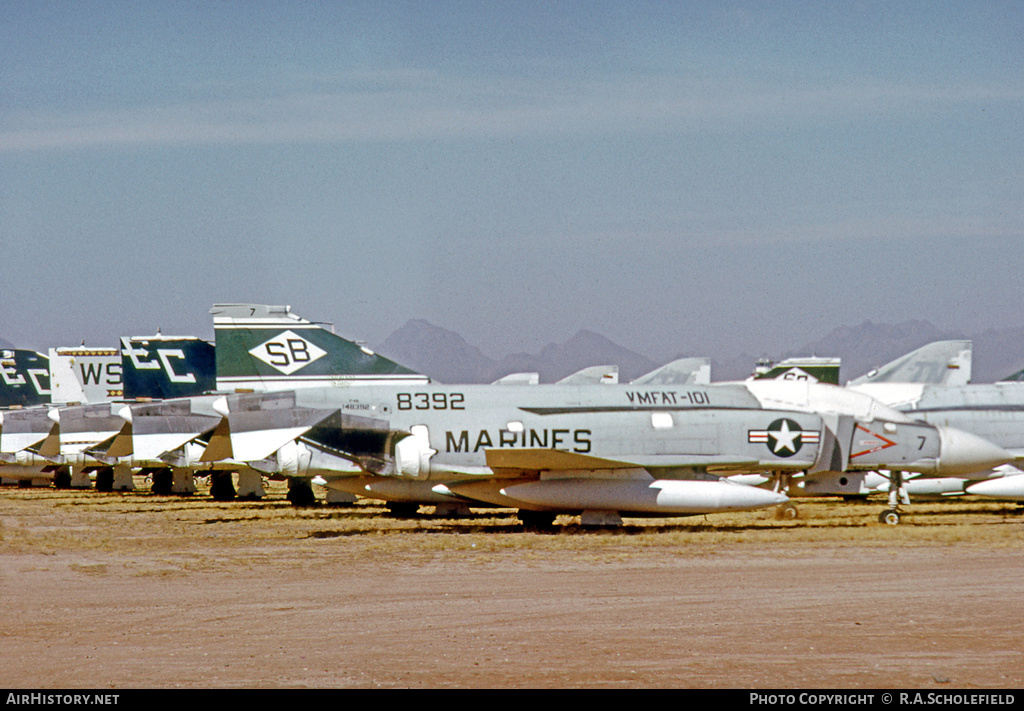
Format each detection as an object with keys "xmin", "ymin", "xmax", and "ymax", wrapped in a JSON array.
[{"xmin": 937, "ymin": 427, "xmax": 1013, "ymax": 477}]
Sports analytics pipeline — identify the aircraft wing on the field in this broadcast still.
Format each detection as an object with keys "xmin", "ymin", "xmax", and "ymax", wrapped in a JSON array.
[
  {"xmin": 120, "ymin": 398, "xmax": 222, "ymax": 462},
  {"xmin": 201, "ymin": 391, "xmax": 398, "ymax": 465},
  {"xmin": 0, "ymin": 408, "xmax": 61, "ymax": 459},
  {"xmin": 200, "ymin": 392, "xmax": 340, "ymax": 462},
  {"xmin": 56, "ymin": 403, "xmax": 128, "ymax": 457}
]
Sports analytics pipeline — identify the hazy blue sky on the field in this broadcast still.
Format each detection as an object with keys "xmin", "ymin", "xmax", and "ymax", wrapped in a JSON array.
[{"xmin": 2, "ymin": 1, "xmax": 1021, "ymax": 360}]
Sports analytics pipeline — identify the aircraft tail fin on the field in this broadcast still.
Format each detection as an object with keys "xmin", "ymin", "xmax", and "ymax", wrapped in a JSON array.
[
  {"xmin": 48, "ymin": 347, "xmax": 122, "ymax": 404},
  {"xmin": 557, "ymin": 365, "xmax": 619, "ymax": 385},
  {"xmin": 751, "ymin": 356, "xmax": 841, "ymax": 385},
  {"xmin": 847, "ymin": 340, "xmax": 972, "ymax": 386},
  {"xmin": 492, "ymin": 372, "xmax": 540, "ymax": 385},
  {"xmin": 121, "ymin": 335, "xmax": 217, "ymax": 400},
  {"xmin": 0, "ymin": 349, "xmax": 51, "ymax": 407},
  {"xmin": 999, "ymin": 368, "xmax": 1024, "ymax": 382},
  {"xmin": 632, "ymin": 358, "xmax": 711, "ymax": 386},
  {"xmin": 211, "ymin": 304, "xmax": 429, "ymax": 392}
]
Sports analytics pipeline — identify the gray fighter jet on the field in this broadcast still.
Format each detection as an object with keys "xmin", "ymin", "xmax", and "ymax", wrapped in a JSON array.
[
  {"xmin": 1, "ymin": 336, "xmax": 215, "ymax": 491},
  {"xmin": 847, "ymin": 341, "xmax": 1024, "ymax": 509},
  {"xmin": 116, "ymin": 304, "xmax": 1007, "ymax": 526}
]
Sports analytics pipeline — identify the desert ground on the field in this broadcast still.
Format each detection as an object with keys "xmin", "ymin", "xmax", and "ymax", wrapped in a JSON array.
[{"xmin": 1, "ymin": 479, "xmax": 1022, "ymax": 689}]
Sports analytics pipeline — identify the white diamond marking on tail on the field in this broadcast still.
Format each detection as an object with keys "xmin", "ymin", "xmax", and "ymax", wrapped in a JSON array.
[{"xmin": 249, "ymin": 330, "xmax": 327, "ymax": 375}]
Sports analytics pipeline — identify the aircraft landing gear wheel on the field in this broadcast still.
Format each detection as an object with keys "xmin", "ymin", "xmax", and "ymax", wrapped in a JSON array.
[
  {"xmin": 518, "ymin": 510, "xmax": 557, "ymax": 529},
  {"xmin": 774, "ymin": 503, "xmax": 799, "ymax": 520},
  {"xmin": 95, "ymin": 468, "xmax": 114, "ymax": 492},
  {"xmin": 53, "ymin": 468, "xmax": 72, "ymax": 489},
  {"xmin": 286, "ymin": 480, "xmax": 317, "ymax": 507},
  {"xmin": 879, "ymin": 509, "xmax": 901, "ymax": 525},
  {"xmin": 151, "ymin": 469, "xmax": 173, "ymax": 495},
  {"xmin": 210, "ymin": 472, "xmax": 237, "ymax": 501},
  {"xmin": 385, "ymin": 502, "xmax": 419, "ymax": 517}
]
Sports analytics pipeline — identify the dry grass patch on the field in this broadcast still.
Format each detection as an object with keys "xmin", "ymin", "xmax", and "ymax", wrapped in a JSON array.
[{"xmin": 2, "ymin": 480, "xmax": 1022, "ymax": 564}]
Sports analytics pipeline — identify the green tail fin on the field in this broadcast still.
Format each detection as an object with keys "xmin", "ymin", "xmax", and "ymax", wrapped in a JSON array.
[
  {"xmin": 0, "ymin": 349, "xmax": 51, "ymax": 407},
  {"xmin": 211, "ymin": 304, "xmax": 428, "ymax": 391},
  {"xmin": 121, "ymin": 335, "xmax": 217, "ymax": 400},
  {"xmin": 752, "ymin": 356, "xmax": 841, "ymax": 385}
]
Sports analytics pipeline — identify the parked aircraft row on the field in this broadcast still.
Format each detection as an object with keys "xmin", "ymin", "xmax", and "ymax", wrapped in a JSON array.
[{"xmin": 2, "ymin": 305, "xmax": 1022, "ymax": 527}]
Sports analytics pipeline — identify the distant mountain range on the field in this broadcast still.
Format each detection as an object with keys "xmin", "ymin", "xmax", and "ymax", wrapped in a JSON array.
[
  {"xmin": 375, "ymin": 319, "xmax": 1024, "ymax": 385},
  {"xmin": 378, "ymin": 319, "xmax": 659, "ymax": 384}
]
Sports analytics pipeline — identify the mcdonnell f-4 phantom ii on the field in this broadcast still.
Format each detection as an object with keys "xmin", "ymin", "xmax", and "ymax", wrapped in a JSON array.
[
  {"xmin": 731, "ymin": 341, "xmax": 979, "ymax": 513},
  {"xmin": 0, "ymin": 335, "xmax": 215, "ymax": 491},
  {"xmin": 99, "ymin": 304, "xmax": 1009, "ymax": 527},
  {"xmin": 843, "ymin": 339, "xmax": 1024, "ymax": 507},
  {"xmin": 0, "ymin": 349, "xmax": 50, "ymax": 408}
]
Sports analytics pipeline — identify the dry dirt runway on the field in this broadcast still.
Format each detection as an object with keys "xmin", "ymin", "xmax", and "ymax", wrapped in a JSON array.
[{"xmin": 1, "ymin": 481, "xmax": 1022, "ymax": 689}]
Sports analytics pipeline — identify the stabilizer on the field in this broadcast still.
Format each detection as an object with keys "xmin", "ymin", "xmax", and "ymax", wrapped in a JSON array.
[
  {"xmin": 121, "ymin": 335, "xmax": 216, "ymax": 400},
  {"xmin": 632, "ymin": 358, "xmax": 711, "ymax": 386},
  {"xmin": 48, "ymin": 347, "xmax": 121, "ymax": 404},
  {"xmin": 211, "ymin": 304, "xmax": 428, "ymax": 391},
  {"xmin": 848, "ymin": 340, "xmax": 972, "ymax": 386},
  {"xmin": 751, "ymin": 356, "xmax": 841, "ymax": 385},
  {"xmin": 0, "ymin": 349, "xmax": 51, "ymax": 407}
]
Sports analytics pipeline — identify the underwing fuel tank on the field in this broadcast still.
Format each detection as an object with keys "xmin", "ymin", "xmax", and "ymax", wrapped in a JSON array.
[
  {"xmin": 498, "ymin": 478, "xmax": 788, "ymax": 515},
  {"xmin": 966, "ymin": 474, "xmax": 1024, "ymax": 501}
]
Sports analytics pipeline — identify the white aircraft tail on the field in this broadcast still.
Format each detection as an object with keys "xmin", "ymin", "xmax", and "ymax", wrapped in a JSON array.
[
  {"xmin": 632, "ymin": 357, "xmax": 711, "ymax": 385},
  {"xmin": 848, "ymin": 340, "xmax": 972, "ymax": 386},
  {"xmin": 48, "ymin": 347, "xmax": 122, "ymax": 404}
]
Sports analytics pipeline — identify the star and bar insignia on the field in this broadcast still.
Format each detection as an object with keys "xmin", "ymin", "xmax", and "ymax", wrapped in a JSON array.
[{"xmin": 748, "ymin": 418, "xmax": 820, "ymax": 457}]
